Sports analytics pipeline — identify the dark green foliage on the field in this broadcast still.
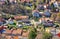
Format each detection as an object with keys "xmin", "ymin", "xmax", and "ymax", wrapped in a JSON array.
[{"xmin": 28, "ymin": 28, "xmax": 37, "ymax": 39}]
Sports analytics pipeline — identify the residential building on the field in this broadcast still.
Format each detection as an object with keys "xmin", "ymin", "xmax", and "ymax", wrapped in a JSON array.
[
  {"xmin": 9, "ymin": 0, "xmax": 17, "ymax": 4},
  {"xmin": 14, "ymin": 16, "xmax": 29, "ymax": 20}
]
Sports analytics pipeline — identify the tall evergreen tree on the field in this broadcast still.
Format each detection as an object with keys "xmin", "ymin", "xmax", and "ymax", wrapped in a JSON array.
[{"xmin": 28, "ymin": 28, "xmax": 37, "ymax": 39}]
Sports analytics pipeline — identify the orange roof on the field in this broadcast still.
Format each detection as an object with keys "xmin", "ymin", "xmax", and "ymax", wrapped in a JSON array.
[
  {"xmin": 13, "ymin": 36, "xmax": 19, "ymax": 39},
  {"xmin": 12, "ymin": 30, "xmax": 17, "ymax": 34},
  {"xmin": 11, "ymin": 29, "xmax": 22, "ymax": 35},
  {"xmin": 6, "ymin": 36, "xmax": 11, "ymax": 39},
  {"xmin": 16, "ymin": 29, "xmax": 22, "ymax": 34},
  {"xmin": 5, "ymin": 29, "xmax": 11, "ymax": 34},
  {"xmin": 14, "ymin": 16, "xmax": 29, "ymax": 20},
  {"xmin": 22, "ymin": 31, "xmax": 29, "ymax": 37}
]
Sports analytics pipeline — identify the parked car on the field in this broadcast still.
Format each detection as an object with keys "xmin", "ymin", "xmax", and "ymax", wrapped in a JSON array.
[
  {"xmin": 18, "ymin": 24, "xmax": 23, "ymax": 28},
  {"xmin": 17, "ymin": 22, "xmax": 23, "ymax": 28}
]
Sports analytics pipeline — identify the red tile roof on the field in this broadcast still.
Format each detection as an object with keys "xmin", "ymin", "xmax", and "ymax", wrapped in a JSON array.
[
  {"xmin": 22, "ymin": 31, "xmax": 29, "ymax": 37},
  {"xmin": 6, "ymin": 36, "xmax": 11, "ymax": 39},
  {"xmin": 13, "ymin": 36, "xmax": 19, "ymax": 39},
  {"xmin": 14, "ymin": 16, "xmax": 29, "ymax": 20},
  {"xmin": 5, "ymin": 29, "xmax": 11, "ymax": 34}
]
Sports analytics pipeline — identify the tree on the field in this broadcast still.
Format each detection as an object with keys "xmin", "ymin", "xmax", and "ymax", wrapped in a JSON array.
[
  {"xmin": 42, "ymin": 32, "xmax": 52, "ymax": 39},
  {"xmin": 28, "ymin": 28, "xmax": 37, "ymax": 39}
]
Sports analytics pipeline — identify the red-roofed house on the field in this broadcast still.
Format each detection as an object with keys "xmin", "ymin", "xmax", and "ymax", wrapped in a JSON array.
[
  {"xmin": 14, "ymin": 16, "xmax": 29, "ymax": 20},
  {"xmin": 22, "ymin": 31, "xmax": 29, "ymax": 37}
]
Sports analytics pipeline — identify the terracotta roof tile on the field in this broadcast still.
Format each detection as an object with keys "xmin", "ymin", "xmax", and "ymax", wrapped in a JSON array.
[
  {"xmin": 6, "ymin": 36, "xmax": 11, "ymax": 39},
  {"xmin": 12, "ymin": 30, "xmax": 17, "ymax": 34},
  {"xmin": 22, "ymin": 31, "xmax": 29, "ymax": 37},
  {"xmin": 5, "ymin": 29, "xmax": 11, "ymax": 34},
  {"xmin": 13, "ymin": 36, "xmax": 19, "ymax": 39},
  {"xmin": 14, "ymin": 16, "xmax": 29, "ymax": 20},
  {"xmin": 16, "ymin": 29, "xmax": 22, "ymax": 34}
]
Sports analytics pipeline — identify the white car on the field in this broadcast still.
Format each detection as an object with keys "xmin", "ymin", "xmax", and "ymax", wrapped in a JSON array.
[{"xmin": 18, "ymin": 24, "xmax": 23, "ymax": 28}]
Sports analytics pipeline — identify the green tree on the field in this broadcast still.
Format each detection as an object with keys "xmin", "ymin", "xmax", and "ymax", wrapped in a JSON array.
[
  {"xmin": 42, "ymin": 32, "xmax": 52, "ymax": 39},
  {"xmin": 28, "ymin": 28, "xmax": 37, "ymax": 39}
]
